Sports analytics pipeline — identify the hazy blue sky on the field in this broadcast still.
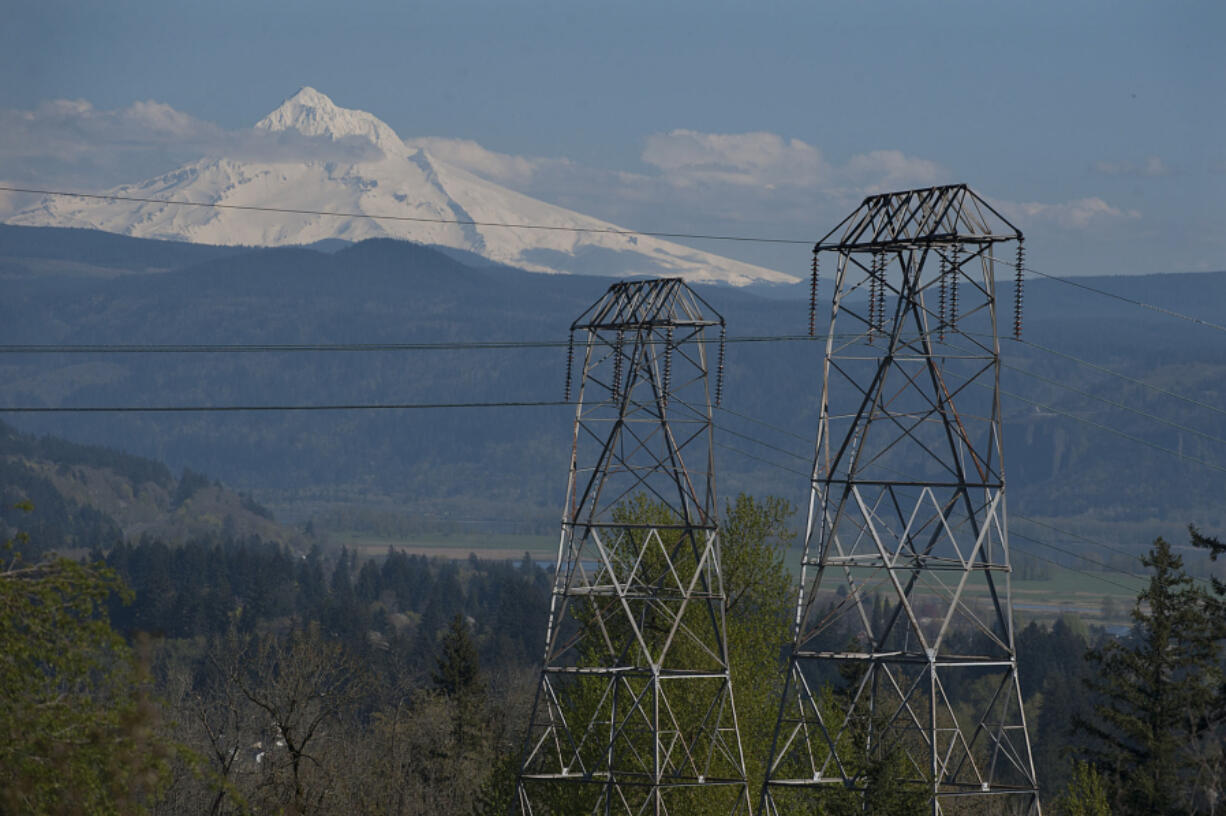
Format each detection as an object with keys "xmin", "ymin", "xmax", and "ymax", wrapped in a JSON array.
[{"xmin": 2, "ymin": 0, "xmax": 1222, "ymax": 279}]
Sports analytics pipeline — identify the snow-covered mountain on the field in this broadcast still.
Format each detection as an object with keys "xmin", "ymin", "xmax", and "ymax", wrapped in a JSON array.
[{"xmin": 9, "ymin": 87, "xmax": 795, "ymax": 286}]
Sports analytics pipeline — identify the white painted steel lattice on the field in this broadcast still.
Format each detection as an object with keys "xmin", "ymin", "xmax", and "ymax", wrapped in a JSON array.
[
  {"xmin": 761, "ymin": 185, "xmax": 1040, "ymax": 815},
  {"xmin": 514, "ymin": 278, "xmax": 751, "ymax": 815}
]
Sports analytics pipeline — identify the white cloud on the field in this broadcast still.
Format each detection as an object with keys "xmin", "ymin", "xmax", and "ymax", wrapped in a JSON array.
[
  {"xmin": 637, "ymin": 132, "xmax": 944, "ymax": 201},
  {"xmin": 404, "ymin": 137, "xmax": 571, "ymax": 186},
  {"xmin": 1, "ymin": 98, "xmax": 222, "ymax": 161},
  {"xmin": 641, "ymin": 129, "xmax": 826, "ymax": 189},
  {"xmin": 0, "ymin": 98, "xmax": 382, "ymax": 188},
  {"xmin": 1093, "ymin": 156, "xmax": 1170, "ymax": 177},
  {"xmin": 840, "ymin": 149, "xmax": 944, "ymax": 193},
  {"xmin": 430, "ymin": 126, "xmax": 1139, "ymax": 241},
  {"xmin": 1000, "ymin": 196, "xmax": 1140, "ymax": 229}
]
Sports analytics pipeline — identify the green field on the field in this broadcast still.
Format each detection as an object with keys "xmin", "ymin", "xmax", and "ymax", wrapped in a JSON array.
[
  {"xmin": 335, "ymin": 530, "xmax": 1143, "ymax": 628},
  {"xmin": 779, "ymin": 545, "xmax": 1145, "ymax": 629},
  {"xmin": 333, "ymin": 530, "xmax": 556, "ymax": 562}
]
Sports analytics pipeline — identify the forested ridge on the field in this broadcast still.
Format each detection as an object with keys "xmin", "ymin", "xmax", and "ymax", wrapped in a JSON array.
[
  {"xmin": 0, "ymin": 420, "xmax": 296, "ymax": 557},
  {"xmin": 7, "ymin": 489, "xmax": 1226, "ymax": 812},
  {"xmin": 5, "ymin": 225, "xmax": 1226, "ymax": 547}
]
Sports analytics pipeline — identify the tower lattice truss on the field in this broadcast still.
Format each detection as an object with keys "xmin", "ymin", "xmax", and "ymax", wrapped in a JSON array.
[
  {"xmin": 761, "ymin": 185, "xmax": 1040, "ymax": 814},
  {"xmin": 515, "ymin": 279, "xmax": 752, "ymax": 815}
]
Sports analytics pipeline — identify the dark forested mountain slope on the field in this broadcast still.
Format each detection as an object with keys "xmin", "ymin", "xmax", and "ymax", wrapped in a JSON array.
[
  {"xmin": 2, "ymin": 225, "xmax": 1224, "ymax": 543},
  {"xmin": 0, "ymin": 420, "xmax": 294, "ymax": 554}
]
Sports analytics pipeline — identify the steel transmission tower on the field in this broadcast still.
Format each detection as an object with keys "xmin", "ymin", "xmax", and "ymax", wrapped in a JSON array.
[
  {"xmin": 514, "ymin": 278, "xmax": 752, "ymax": 815},
  {"xmin": 761, "ymin": 185, "xmax": 1040, "ymax": 814}
]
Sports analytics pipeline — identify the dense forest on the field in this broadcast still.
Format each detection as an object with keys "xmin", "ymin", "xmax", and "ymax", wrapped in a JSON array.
[{"xmin": 5, "ymin": 493, "xmax": 1226, "ymax": 814}]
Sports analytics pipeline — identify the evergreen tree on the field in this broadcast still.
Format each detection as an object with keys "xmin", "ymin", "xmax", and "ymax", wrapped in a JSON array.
[
  {"xmin": 1078, "ymin": 536, "xmax": 1222, "ymax": 815},
  {"xmin": 1187, "ymin": 525, "xmax": 1226, "ymax": 809},
  {"xmin": 433, "ymin": 613, "xmax": 483, "ymax": 750},
  {"xmin": 432, "ymin": 613, "xmax": 481, "ymax": 698}
]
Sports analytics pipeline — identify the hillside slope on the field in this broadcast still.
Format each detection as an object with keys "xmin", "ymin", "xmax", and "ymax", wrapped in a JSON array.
[
  {"xmin": 2, "ymin": 225, "xmax": 1224, "ymax": 546},
  {"xmin": 0, "ymin": 421, "xmax": 299, "ymax": 554}
]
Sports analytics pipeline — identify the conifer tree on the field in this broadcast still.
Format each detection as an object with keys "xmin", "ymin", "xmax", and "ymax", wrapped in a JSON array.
[
  {"xmin": 433, "ymin": 613, "xmax": 483, "ymax": 749},
  {"xmin": 433, "ymin": 613, "xmax": 481, "ymax": 697},
  {"xmin": 1078, "ymin": 536, "xmax": 1222, "ymax": 815}
]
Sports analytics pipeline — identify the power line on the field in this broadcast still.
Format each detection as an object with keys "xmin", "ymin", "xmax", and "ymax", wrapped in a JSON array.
[
  {"xmin": 1012, "ymin": 513, "xmax": 1216, "ymax": 586},
  {"xmin": 936, "ymin": 365, "xmax": 1226, "ymax": 476},
  {"xmin": 1009, "ymin": 337, "xmax": 1226, "ymax": 420},
  {"xmin": 997, "ymin": 384, "xmax": 1226, "ymax": 474},
  {"xmin": 717, "ymin": 404, "xmax": 814, "ymax": 444},
  {"xmin": 0, "ymin": 334, "xmax": 824, "ymax": 355},
  {"xmin": 714, "ymin": 441, "xmax": 809, "ymax": 478},
  {"xmin": 0, "ymin": 400, "xmax": 569, "ymax": 413},
  {"xmin": 993, "ymin": 253, "xmax": 1226, "ymax": 336},
  {"xmin": 0, "ymin": 341, "xmax": 565, "ymax": 354},
  {"xmin": 8, "ymin": 186, "xmax": 1225, "ymax": 340},
  {"xmin": 720, "ymin": 400, "xmax": 1217, "ymax": 590},
  {"xmin": 1003, "ymin": 361, "xmax": 1226, "ymax": 449},
  {"xmin": 0, "ymin": 368, "xmax": 1155, "ymax": 591},
  {"xmin": 1008, "ymin": 529, "xmax": 1146, "ymax": 581},
  {"xmin": 0, "ymin": 185, "xmax": 811, "ymax": 247},
  {"xmin": 1012, "ymin": 514, "xmax": 1144, "ymax": 565},
  {"xmin": 709, "ymin": 417, "xmax": 1154, "ymax": 586},
  {"xmin": 715, "ymin": 423, "xmax": 811, "ymax": 464},
  {"xmin": 1007, "ymin": 532, "xmax": 1141, "ymax": 593}
]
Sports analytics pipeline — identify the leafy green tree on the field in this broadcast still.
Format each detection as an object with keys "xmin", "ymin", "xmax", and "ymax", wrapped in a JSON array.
[
  {"xmin": 1078, "ymin": 536, "xmax": 1222, "ymax": 815},
  {"xmin": 720, "ymin": 494, "xmax": 797, "ymax": 796},
  {"xmin": 1053, "ymin": 761, "xmax": 1111, "ymax": 816},
  {"xmin": 0, "ymin": 504, "xmax": 170, "ymax": 815}
]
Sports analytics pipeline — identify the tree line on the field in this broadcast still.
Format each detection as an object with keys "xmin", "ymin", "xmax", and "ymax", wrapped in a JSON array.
[{"xmin": 3, "ymin": 497, "xmax": 1226, "ymax": 814}]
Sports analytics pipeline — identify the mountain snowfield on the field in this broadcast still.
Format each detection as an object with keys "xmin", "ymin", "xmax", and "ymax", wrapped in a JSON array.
[{"xmin": 9, "ymin": 87, "xmax": 796, "ymax": 286}]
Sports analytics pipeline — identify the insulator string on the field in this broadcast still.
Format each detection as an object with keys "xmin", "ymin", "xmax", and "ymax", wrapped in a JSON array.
[
  {"xmin": 1014, "ymin": 238, "xmax": 1025, "ymax": 339},
  {"xmin": 866, "ymin": 256, "xmax": 877, "ymax": 344},
  {"xmin": 715, "ymin": 326, "xmax": 726, "ymax": 408},
  {"xmin": 938, "ymin": 252, "xmax": 948, "ymax": 342},
  {"xmin": 867, "ymin": 252, "xmax": 883, "ymax": 344},
  {"xmin": 876, "ymin": 252, "xmax": 887, "ymax": 334},
  {"xmin": 808, "ymin": 251, "xmax": 820, "ymax": 337},
  {"xmin": 662, "ymin": 326, "xmax": 673, "ymax": 408},
  {"xmin": 564, "ymin": 333, "xmax": 575, "ymax": 401},
  {"xmin": 950, "ymin": 245, "xmax": 960, "ymax": 333},
  {"xmin": 612, "ymin": 329, "xmax": 624, "ymax": 401}
]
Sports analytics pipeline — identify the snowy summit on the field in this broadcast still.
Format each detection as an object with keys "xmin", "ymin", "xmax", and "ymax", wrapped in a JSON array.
[{"xmin": 10, "ymin": 87, "xmax": 795, "ymax": 286}]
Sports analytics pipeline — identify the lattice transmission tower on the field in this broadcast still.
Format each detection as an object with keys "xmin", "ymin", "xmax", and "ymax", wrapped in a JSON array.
[
  {"xmin": 761, "ymin": 185, "xmax": 1040, "ymax": 814},
  {"xmin": 514, "ymin": 278, "xmax": 752, "ymax": 815}
]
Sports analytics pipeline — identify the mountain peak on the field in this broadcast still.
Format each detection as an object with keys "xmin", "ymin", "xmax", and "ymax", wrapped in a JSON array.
[
  {"xmin": 255, "ymin": 86, "xmax": 403, "ymax": 151},
  {"xmin": 11, "ymin": 88, "xmax": 797, "ymax": 286}
]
